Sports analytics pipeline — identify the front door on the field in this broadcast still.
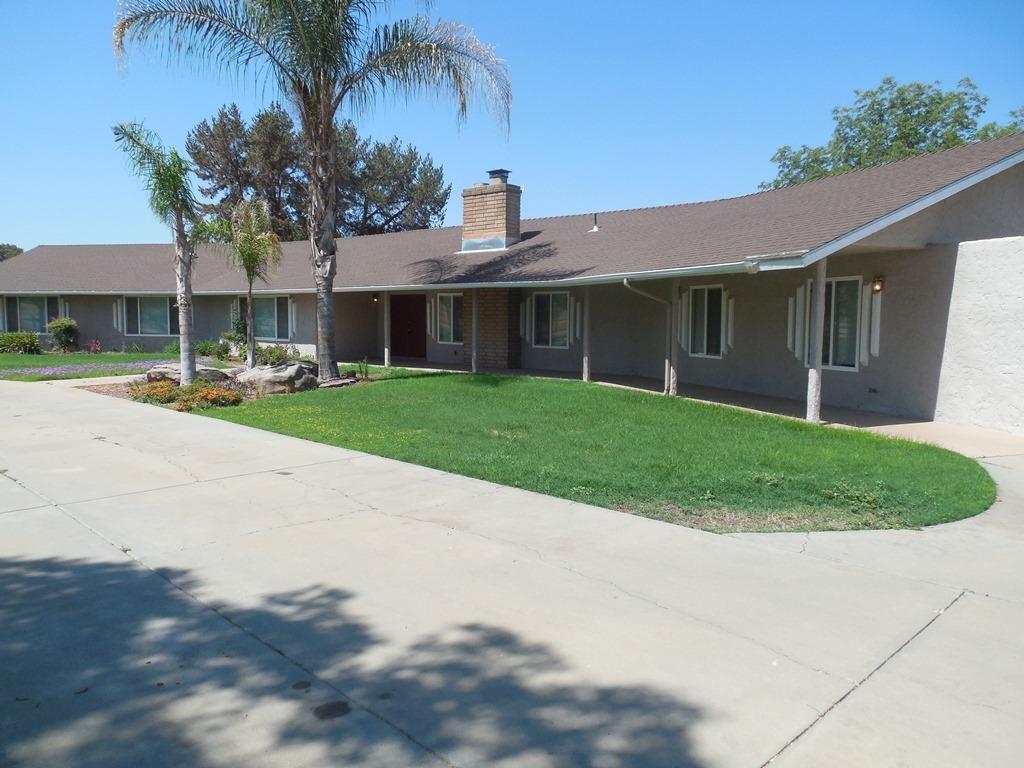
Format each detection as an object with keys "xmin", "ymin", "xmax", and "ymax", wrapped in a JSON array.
[{"xmin": 390, "ymin": 294, "xmax": 427, "ymax": 358}]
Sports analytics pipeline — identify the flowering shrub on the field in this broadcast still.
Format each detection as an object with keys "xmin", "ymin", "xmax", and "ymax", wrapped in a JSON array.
[
  {"xmin": 88, "ymin": 339, "xmax": 102, "ymax": 353},
  {"xmin": 129, "ymin": 380, "xmax": 243, "ymax": 411},
  {"xmin": 173, "ymin": 385, "xmax": 243, "ymax": 412},
  {"xmin": 47, "ymin": 318, "xmax": 79, "ymax": 352},
  {"xmin": 0, "ymin": 332, "xmax": 42, "ymax": 354},
  {"xmin": 128, "ymin": 380, "xmax": 179, "ymax": 404}
]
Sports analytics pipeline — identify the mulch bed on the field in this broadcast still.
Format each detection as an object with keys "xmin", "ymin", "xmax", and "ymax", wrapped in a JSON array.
[{"xmin": 79, "ymin": 382, "xmax": 135, "ymax": 400}]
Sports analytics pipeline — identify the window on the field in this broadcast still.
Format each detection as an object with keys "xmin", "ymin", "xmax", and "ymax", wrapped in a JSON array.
[
  {"xmin": 808, "ymin": 277, "xmax": 860, "ymax": 369},
  {"xmin": 239, "ymin": 296, "xmax": 290, "ymax": 341},
  {"xmin": 3, "ymin": 296, "xmax": 60, "ymax": 333},
  {"xmin": 124, "ymin": 296, "xmax": 177, "ymax": 336},
  {"xmin": 532, "ymin": 292, "xmax": 570, "ymax": 348},
  {"xmin": 689, "ymin": 286, "xmax": 723, "ymax": 358},
  {"xmin": 437, "ymin": 294, "xmax": 464, "ymax": 344}
]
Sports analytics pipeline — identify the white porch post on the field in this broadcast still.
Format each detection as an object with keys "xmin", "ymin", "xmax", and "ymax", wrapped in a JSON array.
[
  {"xmin": 471, "ymin": 289, "xmax": 479, "ymax": 373},
  {"xmin": 669, "ymin": 278, "xmax": 680, "ymax": 396},
  {"xmin": 383, "ymin": 291, "xmax": 391, "ymax": 368},
  {"xmin": 806, "ymin": 258, "xmax": 827, "ymax": 422},
  {"xmin": 582, "ymin": 286, "xmax": 592, "ymax": 382}
]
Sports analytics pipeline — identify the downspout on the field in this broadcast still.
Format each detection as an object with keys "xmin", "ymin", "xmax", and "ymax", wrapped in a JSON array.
[{"xmin": 623, "ymin": 278, "xmax": 672, "ymax": 395}]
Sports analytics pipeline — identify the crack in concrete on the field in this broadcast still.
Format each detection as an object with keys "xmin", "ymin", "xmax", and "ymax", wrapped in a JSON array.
[{"xmin": 759, "ymin": 589, "xmax": 967, "ymax": 767}]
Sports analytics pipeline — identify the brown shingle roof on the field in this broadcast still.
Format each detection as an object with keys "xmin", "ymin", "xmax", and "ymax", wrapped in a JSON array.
[{"xmin": 4, "ymin": 132, "xmax": 1024, "ymax": 295}]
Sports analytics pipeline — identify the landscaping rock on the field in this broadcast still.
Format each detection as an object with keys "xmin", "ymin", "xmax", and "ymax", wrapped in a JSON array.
[
  {"xmin": 146, "ymin": 364, "xmax": 230, "ymax": 384},
  {"xmin": 236, "ymin": 361, "xmax": 319, "ymax": 395},
  {"xmin": 318, "ymin": 374, "xmax": 358, "ymax": 389}
]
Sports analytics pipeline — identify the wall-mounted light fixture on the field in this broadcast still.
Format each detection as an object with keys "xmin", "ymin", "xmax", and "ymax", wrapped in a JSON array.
[
  {"xmin": 372, "ymin": 293, "xmax": 380, "ymax": 303},
  {"xmin": 871, "ymin": 276, "xmax": 885, "ymax": 294}
]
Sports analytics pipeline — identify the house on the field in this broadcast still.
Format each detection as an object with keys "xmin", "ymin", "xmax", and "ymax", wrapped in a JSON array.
[{"xmin": 2, "ymin": 134, "xmax": 1024, "ymax": 433}]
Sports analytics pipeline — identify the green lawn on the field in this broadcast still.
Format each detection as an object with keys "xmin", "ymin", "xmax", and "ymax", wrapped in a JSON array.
[
  {"xmin": 206, "ymin": 373, "xmax": 995, "ymax": 532},
  {"xmin": 0, "ymin": 352, "xmax": 228, "ymax": 381}
]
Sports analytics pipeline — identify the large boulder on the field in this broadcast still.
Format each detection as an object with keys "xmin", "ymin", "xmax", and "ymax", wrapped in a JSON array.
[
  {"xmin": 236, "ymin": 361, "xmax": 319, "ymax": 395},
  {"xmin": 146, "ymin": 364, "xmax": 230, "ymax": 384}
]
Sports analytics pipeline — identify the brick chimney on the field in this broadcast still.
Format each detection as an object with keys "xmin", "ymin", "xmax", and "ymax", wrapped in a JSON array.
[{"xmin": 461, "ymin": 169, "xmax": 521, "ymax": 251}]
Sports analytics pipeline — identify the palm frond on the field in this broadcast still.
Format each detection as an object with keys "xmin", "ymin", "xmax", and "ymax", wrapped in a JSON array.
[
  {"xmin": 114, "ymin": 122, "xmax": 199, "ymax": 224},
  {"xmin": 115, "ymin": 0, "xmax": 299, "ymax": 90},
  {"xmin": 343, "ymin": 17, "xmax": 511, "ymax": 129},
  {"xmin": 228, "ymin": 197, "xmax": 282, "ymax": 284}
]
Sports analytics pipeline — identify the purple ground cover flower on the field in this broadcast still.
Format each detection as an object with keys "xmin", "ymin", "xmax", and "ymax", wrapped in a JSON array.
[{"xmin": 0, "ymin": 358, "xmax": 211, "ymax": 379}]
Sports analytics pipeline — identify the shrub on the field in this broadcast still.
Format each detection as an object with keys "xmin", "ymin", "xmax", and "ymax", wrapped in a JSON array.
[
  {"xmin": 88, "ymin": 339, "xmax": 102, "ymax": 354},
  {"xmin": 173, "ymin": 384, "xmax": 243, "ymax": 412},
  {"xmin": 46, "ymin": 317, "xmax": 79, "ymax": 352},
  {"xmin": 195, "ymin": 338, "xmax": 231, "ymax": 360},
  {"xmin": 194, "ymin": 339, "xmax": 217, "ymax": 356},
  {"xmin": 0, "ymin": 332, "xmax": 42, "ymax": 354},
  {"xmin": 128, "ymin": 380, "xmax": 179, "ymax": 404},
  {"xmin": 163, "ymin": 339, "xmax": 181, "ymax": 354},
  {"xmin": 129, "ymin": 380, "xmax": 243, "ymax": 411},
  {"xmin": 255, "ymin": 343, "xmax": 299, "ymax": 366}
]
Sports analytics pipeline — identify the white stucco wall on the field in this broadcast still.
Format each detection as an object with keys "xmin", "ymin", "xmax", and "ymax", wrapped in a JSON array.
[{"xmin": 934, "ymin": 236, "xmax": 1024, "ymax": 434}]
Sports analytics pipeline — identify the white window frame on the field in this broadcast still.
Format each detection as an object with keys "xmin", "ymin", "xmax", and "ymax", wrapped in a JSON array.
[
  {"xmin": 531, "ymin": 291, "xmax": 571, "ymax": 349},
  {"xmin": 5, "ymin": 295, "xmax": 62, "ymax": 335},
  {"xmin": 239, "ymin": 296, "xmax": 291, "ymax": 342},
  {"xmin": 804, "ymin": 276, "xmax": 862, "ymax": 372},
  {"xmin": 123, "ymin": 296, "xmax": 175, "ymax": 337},
  {"xmin": 688, "ymin": 284, "xmax": 725, "ymax": 359},
  {"xmin": 436, "ymin": 293, "xmax": 463, "ymax": 345}
]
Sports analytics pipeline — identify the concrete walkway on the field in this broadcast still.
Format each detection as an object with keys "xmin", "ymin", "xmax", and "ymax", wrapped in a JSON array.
[{"xmin": 0, "ymin": 381, "xmax": 1021, "ymax": 767}]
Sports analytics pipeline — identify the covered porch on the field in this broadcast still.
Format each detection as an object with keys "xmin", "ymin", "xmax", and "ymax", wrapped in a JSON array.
[{"xmin": 364, "ymin": 243, "xmax": 947, "ymax": 425}]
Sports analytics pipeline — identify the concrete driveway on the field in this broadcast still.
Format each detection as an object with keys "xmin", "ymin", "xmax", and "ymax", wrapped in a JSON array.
[{"xmin": 1, "ymin": 380, "xmax": 1021, "ymax": 767}]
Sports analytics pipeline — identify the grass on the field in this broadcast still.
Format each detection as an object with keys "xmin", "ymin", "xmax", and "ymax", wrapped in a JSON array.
[
  {"xmin": 206, "ymin": 373, "xmax": 996, "ymax": 533},
  {"xmin": 0, "ymin": 352, "xmax": 230, "ymax": 381}
]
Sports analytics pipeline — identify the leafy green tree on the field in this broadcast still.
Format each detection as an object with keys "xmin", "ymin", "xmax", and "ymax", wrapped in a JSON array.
[
  {"xmin": 187, "ymin": 104, "xmax": 450, "ymax": 240},
  {"xmin": 336, "ymin": 129, "xmax": 450, "ymax": 235},
  {"xmin": 115, "ymin": 0, "xmax": 510, "ymax": 380},
  {"xmin": 113, "ymin": 122, "xmax": 207, "ymax": 384},
  {"xmin": 226, "ymin": 199, "xmax": 282, "ymax": 369},
  {"xmin": 0, "ymin": 244, "xmax": 22, "ymax": 261},
  {"xmin": 247, "ymin": 104, "xmax": 307, "ymax": 241},
  {"xmin": 185, "ymin": 104, "xmax": 251, "ymax": 221},
  {"xmin": 762, "ymin": 77, "xmax": 1023, "ymax": 189}
]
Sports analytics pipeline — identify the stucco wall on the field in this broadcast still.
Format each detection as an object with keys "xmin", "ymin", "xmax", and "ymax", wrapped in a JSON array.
[
  {"xmin": 934, "ymin": 236, "xmax": 1024, "ymax": 433},
  {"xmin": 334, "ymin": 292, "xmax": 379, "ymax": 362},
  {"xmin": 515, "ymin": 248, "xmax": 960, "ymax": 420},
  {"xmin": 858, "ymin": 164, "xmax": 1024, "ymax": 250}
]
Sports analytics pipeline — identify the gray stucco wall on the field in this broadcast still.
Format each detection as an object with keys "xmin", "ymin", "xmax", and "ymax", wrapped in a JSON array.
[
  {"xmin": 42, "ymin": 295, "xmax": 238, "ymax": 352},
  {"xmin": 934, "ymin": 236, "xmax": 1024, "ymax": 433},
  {"xmin": 334, "ymin": 292, "xmax": 379, "ymax": 362},
  {"xmin": 516, "ymin": 247, "xmax": 962, "ymax": 421},
  {"xmin": 858, "ymin": 164, "xmax": 1024, "ymax": 251}
]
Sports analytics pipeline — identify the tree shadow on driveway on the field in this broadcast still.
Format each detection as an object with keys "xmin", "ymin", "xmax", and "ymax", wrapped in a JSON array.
[{"xmin": 0, "ymin": 556, "xmax": 705, "ymax": 767}]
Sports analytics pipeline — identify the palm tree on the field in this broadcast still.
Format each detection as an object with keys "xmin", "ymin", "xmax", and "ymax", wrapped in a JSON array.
[
  {"xmin": 227, "ymin": 198, "xmax": 283, "ymax": 369},
  {"xmin": 113, "ymin": 122, "xmax": 202, "ymax": 385},
  {"xmin": 114, "ymin": 1, "xmax": 511, "ymax": 381}
]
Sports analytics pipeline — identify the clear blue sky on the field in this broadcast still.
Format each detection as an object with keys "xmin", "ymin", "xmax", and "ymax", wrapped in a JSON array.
[{"xmin": 1, "ymin": 1, "xmax": 1020, "ymax": 249}]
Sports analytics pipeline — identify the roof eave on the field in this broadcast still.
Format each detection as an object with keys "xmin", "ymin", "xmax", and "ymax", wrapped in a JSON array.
[{"xmin": 755, "ymin": 145, "xmax": 1024, "ymax": 272}]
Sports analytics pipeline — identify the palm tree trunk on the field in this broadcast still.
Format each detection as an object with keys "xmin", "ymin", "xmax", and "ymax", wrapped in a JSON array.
[
  {"xmin": 306, "ymin": 115, "xmax": 339, "ymax": 381},
  {"xmin": 173, "ymin": 208, "xmax": 196, "ymax": 385},
  {"xmin": 246, "ymin": 282, "xmax": 256, "ymax": 369}
]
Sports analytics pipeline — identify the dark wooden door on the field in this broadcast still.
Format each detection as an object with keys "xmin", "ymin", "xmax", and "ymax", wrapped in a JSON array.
[{"xmin": 390, "ymin": 294, "xmax": 427, "ymax": 358}]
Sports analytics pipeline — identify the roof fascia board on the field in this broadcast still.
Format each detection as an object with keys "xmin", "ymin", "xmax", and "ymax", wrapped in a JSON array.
[
  {"xmin": 328, "ymin": 261, "xmax": 752, "ymax": 293},
  {"xmin": 770, "ymin": 147, "xmax": 1024, "ymax": 271}
]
